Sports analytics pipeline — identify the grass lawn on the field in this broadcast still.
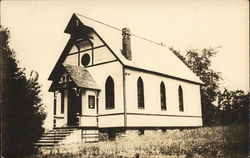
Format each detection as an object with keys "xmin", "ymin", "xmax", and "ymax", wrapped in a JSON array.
[{"xmin": 29, "ymin": 124, "xmax": 248, "ymax": 158}]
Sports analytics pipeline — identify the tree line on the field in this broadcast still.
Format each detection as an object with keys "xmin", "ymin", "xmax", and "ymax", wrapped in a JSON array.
[{"xmin": 170, "ymin": 47, "xmax": 249, "ymax": 126}]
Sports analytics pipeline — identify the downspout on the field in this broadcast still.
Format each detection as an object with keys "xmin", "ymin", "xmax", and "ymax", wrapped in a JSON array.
[
  {"xmin": 96, "ymin": 90, "xmax": 99, "ymax": 127},
  {"xmin": 123, "ymin": 67, "xmax": 127, "ymax": 127},
  {"xmin": 121, "ymin": 28, "xmax": 131, "ymax": 128},
  {"xmin": 199, "ymin": 85, "xmax": 204, "ymax": 126}
]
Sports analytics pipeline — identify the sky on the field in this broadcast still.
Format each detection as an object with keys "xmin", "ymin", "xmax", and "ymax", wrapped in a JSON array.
[{"xmin": 1, "ymin": 0, "xmax": 249, "ymax": 129}]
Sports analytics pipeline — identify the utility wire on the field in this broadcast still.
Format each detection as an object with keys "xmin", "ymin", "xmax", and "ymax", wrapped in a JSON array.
[{"xmin": 75, "ymin": 13, "xmax": 167, "ymax": 47}]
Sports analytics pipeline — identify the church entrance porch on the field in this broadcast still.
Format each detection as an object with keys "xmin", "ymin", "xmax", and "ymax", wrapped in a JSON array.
[
  {"xmin": 51, "ymin": 64, "xmax": 101, "ymax": 128},
  {"xmin": 67, "ymin": 88, "xmax": 82, "ymax": 126}
]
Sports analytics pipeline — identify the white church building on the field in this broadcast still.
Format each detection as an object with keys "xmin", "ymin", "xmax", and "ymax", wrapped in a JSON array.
[{"xmin": 48, "ymin": 13, "xmax": 203, "ymax": 139}]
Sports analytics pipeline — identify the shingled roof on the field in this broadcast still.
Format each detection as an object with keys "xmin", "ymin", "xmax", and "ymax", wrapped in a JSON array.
[
  {"xmin": 72, "ymin": 13, "xmax": 203, "ymax": 85},
  {"xmin": 49, "ymin": 13, "xmax": 203, "ymax": 85},
  {"xmin": 64, "ymin": 64, "xmax": 100, "ymax": 90}
]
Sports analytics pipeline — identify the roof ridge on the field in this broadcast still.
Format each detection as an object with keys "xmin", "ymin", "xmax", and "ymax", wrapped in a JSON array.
[{"xmin": 75, "ymin": 13, "xmax": 168, "ymax": 48}]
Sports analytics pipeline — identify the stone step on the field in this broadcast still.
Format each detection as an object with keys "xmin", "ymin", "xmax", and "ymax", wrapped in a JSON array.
[
  {"xmin": 37, "ymin": 140, "xmax": 60, "ymax": 144},
  {"xmin": 44, "ymin": 132, "xmax": 71, "ymax": 135},
  {"xmin": 42, "ymin": 134, "xmax": 69, "ymax": 137},
  {"xmin": 41, "ymin": 135, "xmax": 68, "ymax": 138},
  {"xmin": 35, "ymin": 128, "xmax": 77, "ymax": 148},
  {"xmin": 40, "ymin": 137, "xmax": 65, "ymax": 140},
  {"xmin": 34, "ymin": 143, "xmax": 57, "ymax": 147},
  {"xmin": 53, "ymin": 128, "xmax": 75, "ymax": 131},
  {"xmin": 35, "ymin": 128, "xmax": 100, "ymax": 148},
  {"xmin": 85, "ymin": 140, "xmax": 99, "ymax": 143}
]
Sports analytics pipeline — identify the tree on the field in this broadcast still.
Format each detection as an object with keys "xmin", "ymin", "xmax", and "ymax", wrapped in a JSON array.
[
  {"xmin": 1, "ymin": 26, "xmax": 46, "ymax": 157},
  {"xmin": 218, "ymin": 89, "xmax": 249, "ymax": 124},
  {"xmin": 169, "ymin": 47, "xmax": 222, "ymax": 125}
]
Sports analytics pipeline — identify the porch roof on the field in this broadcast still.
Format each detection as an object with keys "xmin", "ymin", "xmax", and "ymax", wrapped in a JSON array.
[{"xmin": 64, "ymin": 64, "xmax": 100, "ymax": 90}]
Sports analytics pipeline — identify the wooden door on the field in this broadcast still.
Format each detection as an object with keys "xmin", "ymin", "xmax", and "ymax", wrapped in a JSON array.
[{"xmin": 68, "ymin": 88, "xmax": 81, "ymax": 126}]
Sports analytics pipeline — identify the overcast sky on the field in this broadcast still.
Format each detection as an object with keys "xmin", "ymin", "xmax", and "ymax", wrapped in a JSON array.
[{"xmin": 2, "ymin": 0, "xmax": 249, "ymax": 128}]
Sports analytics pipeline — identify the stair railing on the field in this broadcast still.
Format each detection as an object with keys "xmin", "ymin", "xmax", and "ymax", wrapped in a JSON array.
[
  {"xmin": 53, "ymin": 123, "xmax": 68, "ymax": 145},
  {"xmin": 54, "ymin": 129, "xmax": 56, "ymax": 145},
  {"xmin": 61, "ymin": 123, "xmax": 71, "ymax": 135}
]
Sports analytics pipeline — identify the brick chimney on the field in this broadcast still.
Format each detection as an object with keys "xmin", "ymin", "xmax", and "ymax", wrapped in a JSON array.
[{"xmin": 122, "ymin": 28, "xmax": 132, "ymax": 60}]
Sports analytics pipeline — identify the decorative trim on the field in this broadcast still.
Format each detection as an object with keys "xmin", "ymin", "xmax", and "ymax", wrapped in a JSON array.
[
  {"xmin": 55, "ymin": 113, "xmax": 201, "ymax": 119},
  {"xmin": 68, "ymin": 45, "xmax": 106, "ymax": 56},
  {"xmin": 78, "ymin": 50, "xmax": 80, "ymax": 66},
  {"xmin": 92, "ymin": 30, "xmax": 124, "ymax": 66},
  {"xmin": 86, "ymin": 60, "xmax": 118, "ymax": 68},
  {"xmin": 54, "ymin": 126, "xmax": 98, "ymax": 130},
  {"xmin": 126, "ymin": 113, "xmax": 202, "ymax": 118},
  {"xmin": 91, "ymin": 45, "xmax": 94, "ymax": 65},
  {"xmin": 98, "ymin": 113, "xmax": 124, "ymax": 117},
  {"xmin": 54, "ymin": 116, "xmax": 64, "ymax": 119},
  {"xmin": 80, "ymin": 113, "xmax": 122, "ymax": 117},
  {"xmin": 48, "ymin": 39, "xmax": 74, "ymax": 80},
  {"xmin": 124, "ymin": 126, "xmax": 202, "ymax": 129},
  {"xmin": 124, "ymin": 65, "xmax": 203, "ymax": 85},
  {"xmin": 80, "ymin": 115, "xmax": 97, "ymax": 117},
  {"xmin": 98, "ymin": 126, "xmax": 125, "ymax": 129},
  {"xmin": 95, "ymin": 112, "xmax": 201, "ymax": 118},
  {"xmin": 97, "ymin": 126, "xmax": 202, "ymax": 130}
]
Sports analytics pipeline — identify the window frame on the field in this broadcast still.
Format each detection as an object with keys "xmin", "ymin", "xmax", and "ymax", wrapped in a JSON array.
[
  {"xmin": 160, "ymin": 82, "xmax": 167, "ymax": 111},
  {"xmin": 81, "ymin": 53, "xmax": 91, "ymax": 66},
  {"xmin": 178, "ymin": 85, "xmax": 184, "ymax": 112},
  {"xmin": 137, "ymin": 77, "xmax": 145, "ymax": 109},
  {"xmin": 105, "ymin": 76, "xmax": 115, "ymax": 109},
  {"xmin": 88, "ymin": 95, "xmax": 95, "ymax": 109}
]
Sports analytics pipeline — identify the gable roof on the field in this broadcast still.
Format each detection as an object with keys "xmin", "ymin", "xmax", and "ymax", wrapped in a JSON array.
[
  {"xmin": 49, "ymin": 13, "xmax": 203, "ymax": 85},
  {"xmin": 48, "ymin": 63, "xmax": 100, "ymax": 92},
  {"xmin": 64, "ymin": 64, "xmax": 100, "ymax": 90},
  {"xmin": 73, "ymin": 13, "xmax": 203, "ymax": 85}
]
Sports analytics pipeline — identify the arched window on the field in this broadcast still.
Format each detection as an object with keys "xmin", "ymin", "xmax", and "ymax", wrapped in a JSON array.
[
  {"xmin": 160, "ymin": 82, "xmax": 167, "ymax": 110},
  {"xmin": 105, "ymin": 76, "xmax": 115, "ymax": 109},
  {"xmin": 178, "ymin": 85, "xmax": 184, "ymax": 111},
  {"xmin": 137, "ymin": 77, "xmax": 144, "ymax": 108}
]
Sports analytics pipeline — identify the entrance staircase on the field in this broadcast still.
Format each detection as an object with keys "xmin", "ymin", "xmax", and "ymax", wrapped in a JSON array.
[
  {"xmin": 34, "ymin": 128, "xmax": 99, "ymax": 148},
  {"xmin": 34, "ymin": 128, "xmax": 74, "ymax": 147}
]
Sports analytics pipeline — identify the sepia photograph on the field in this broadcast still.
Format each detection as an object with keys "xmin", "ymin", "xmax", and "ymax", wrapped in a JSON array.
[{"xmin": 1, "ymin": 0, "xmax": 249, "ymax": 157}]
